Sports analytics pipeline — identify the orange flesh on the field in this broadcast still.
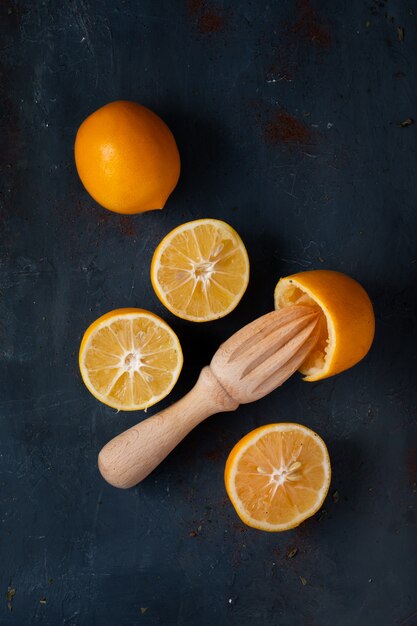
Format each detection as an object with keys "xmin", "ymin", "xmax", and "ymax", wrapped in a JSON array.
[
  {"xmin": 152, "ymin": 220, "xmax": 249, "ymax": 322},
  {"xmin": 275, "ymin": 284, "xmax": 329, "ymax": 375},
  {"xmin": 275, "ymin": 270, "xmax": 375, "ymax": 381},
  {"xmin": 233, "ymin": 428, "xmax": 329, "ymax": 527},
  {"xmin": 80, "ymin": 310, "xmax": 183, "ymax": 411}
]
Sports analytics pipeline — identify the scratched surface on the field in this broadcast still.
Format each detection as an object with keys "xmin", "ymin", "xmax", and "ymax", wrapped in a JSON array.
[{"xmin": 1, "ymin": 1, "xmax": 417, "ymax": 624}]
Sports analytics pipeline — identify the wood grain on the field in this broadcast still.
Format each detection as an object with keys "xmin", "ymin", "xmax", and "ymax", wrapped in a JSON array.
[{"xmin": 98, "ymin": 366, "xmax": 238, "ymax": 488}]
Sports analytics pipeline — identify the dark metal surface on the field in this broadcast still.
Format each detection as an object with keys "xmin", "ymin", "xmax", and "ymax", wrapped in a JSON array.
[{"xmin": 1, "ymin": 1, "xmax": 417, "ymax": 624}]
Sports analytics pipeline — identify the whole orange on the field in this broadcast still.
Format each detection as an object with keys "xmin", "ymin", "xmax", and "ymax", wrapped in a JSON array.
[{"xmin": 74, "ymin": 101, "xmax": 180, "ymax": 214}]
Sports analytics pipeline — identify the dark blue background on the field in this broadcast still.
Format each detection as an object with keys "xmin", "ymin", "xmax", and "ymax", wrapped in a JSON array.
[{"xmin": 1, "ymin": 1, "xmax": 417, "ymax": 624}]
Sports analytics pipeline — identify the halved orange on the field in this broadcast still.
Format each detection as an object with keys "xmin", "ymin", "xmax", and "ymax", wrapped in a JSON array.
[
  {"xmin": 79, "ymin": 308, "xmax": 183, "ymax": 411},
  {"xmin": 151, "ymin": 219, "xmax": 249, "ymax": 322},
  {"xmin": 274, "ymin": 270, "xmax": 375, "ymax": 381},
  {"xmin": 225, "ymin": 423, "xmax": 331, "ymax": 532}
]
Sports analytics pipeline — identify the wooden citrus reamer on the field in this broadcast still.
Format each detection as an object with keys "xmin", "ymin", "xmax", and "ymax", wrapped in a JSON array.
[{"xmin": 98, "ymin": 305, "xmax": 322, "ymax": 488}]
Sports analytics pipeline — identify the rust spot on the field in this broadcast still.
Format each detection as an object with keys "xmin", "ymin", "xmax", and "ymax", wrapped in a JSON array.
[
  {"xmin": 407, "ymin": 447, "xmax": 417, "ymax": 484},
  {"xmin": 97, "ymin": 209, "xmax": 112, "ymax": 226},
  {"xmin": 119, "ymin": 215, "xmax": 137, "ymax": 237},
  {"xmin": 291, "ymin": 0, "xmax": 332, "ymax": 48},
  {"xmin": 232, "ymin": 522, "xmax": 246, "ymax": 533},
  {"xmin": 266, "ymin": 0, "xmax": 331, "ymax": 82},
  {"xmin": 0, "ymin": 2, "xmax": 27, "ymax": 29},
  {"xmin": 204, "ymin": 449, "xmax": 222, "ymax": 462},
  {"xmin": 199, "ymin": 8, "xmax": 225, "ymax": 34},
  {"xmin": 264, "ymin": 107, "xmax": 314, "ymax": 146},
  {"xmin": 187, "ymin": 0, "xmax": 227, "ymax": 34},
  {"xmin": 267, "ymin": 61, "xmax": 293, "ymax": 83},
  {"xmin": 0, "ymin": 2, "xmax": 26, "ymax": 250},
  {"xmin": 1, "ymin": 97, "xmax": 20, "ymax": 165},
  {"xmin": 1, "ymin": 8, "xmax": 24, "ymax": 165},
  {"xmin": 187, "ymin": 0, "xmax": 201, "ymax": 9}
]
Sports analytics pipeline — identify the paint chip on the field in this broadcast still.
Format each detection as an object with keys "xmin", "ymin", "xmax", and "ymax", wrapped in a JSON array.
[
  {"xmin": 397, "ymin": 118, "xmax": 414, "ymax": 128},
  {"xmin": 6, "ymin": 587, "xmax": 16, "ymax": 612},
  {"xmin": 287, "ymin": 547, "xmax": 299, "ymax": 559},
  {"xmin": 6, "ymin": 588, "xmax": 16, "ymax": 602}
]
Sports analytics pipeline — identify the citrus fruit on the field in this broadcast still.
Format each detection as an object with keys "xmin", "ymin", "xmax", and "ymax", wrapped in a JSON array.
[
  {"xmin": 225, "ymin": 423, "xmax": 331, "ymax": 532},
  {"xmin": 79, "ymin": 308, "xmax": 183, "ymax": 411},
  {"xmin": 274, "ymin": 270, "xmax": 375, "ymax": 381},
  {"xmin": 151, "ymin": 218, "xmax": 250, "ymax": 322},
  {"xmin": 74, "ymin": 101, "xmax": 180, "ymax": 214}
]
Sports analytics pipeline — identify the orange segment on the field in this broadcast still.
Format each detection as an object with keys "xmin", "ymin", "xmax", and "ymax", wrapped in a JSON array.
[
  {"xmin": 151, "ymin": 219, "xmax": 250, "ymax": 322},
  {"xmin": 79, "ymin": 308, "xmax": 183, "ymax": 411},
  {"xmin": 225, "ymin": 423, "xmax": 331, "ymax": 532},
  {"xmin": 274, "ymin": 270, "xmax": 375, "ymax": 381}
]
